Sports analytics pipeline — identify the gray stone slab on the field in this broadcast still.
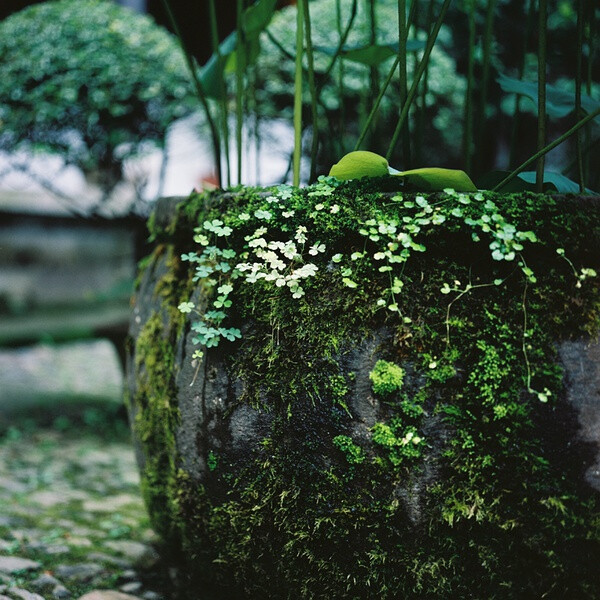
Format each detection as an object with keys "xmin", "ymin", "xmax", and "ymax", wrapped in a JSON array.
[
  {"xmin": 559, "ymin": 338, "xmax": 600, "ymax": 491},
  {"xmin": 0, "ymin": 340, "xmax": 123, "ymax": 411},
  {"xmin": 0, "ymin": 555, "xmax": 41, "ymax": 574}
]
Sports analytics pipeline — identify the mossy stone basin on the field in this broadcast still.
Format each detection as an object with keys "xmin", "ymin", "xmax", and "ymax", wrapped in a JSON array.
[{"xmin": 126, "ymin": 182, "xmax": 600, "ymax": 599}]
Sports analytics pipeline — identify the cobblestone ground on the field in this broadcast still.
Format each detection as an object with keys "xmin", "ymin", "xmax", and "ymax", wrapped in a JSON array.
[{"xmin": 0, "ymin": 423, "xmax": 181, "ymax": 600}]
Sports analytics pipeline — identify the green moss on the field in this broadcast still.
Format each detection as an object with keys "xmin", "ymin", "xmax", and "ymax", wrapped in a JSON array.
[
  {"xmin": 332, "ymin": 434, "xmax": 366, "ymax": 464},
  {"xmin": 369, "ymin": 359, "xmax": 405, "ymax": 396},
  {"xmin": 130, "ymin": 245, "xmax": 196, "ymax": 545},
  {"xmin": 134, "ymin": 183, "xmax": 600, "ymax": 598}
]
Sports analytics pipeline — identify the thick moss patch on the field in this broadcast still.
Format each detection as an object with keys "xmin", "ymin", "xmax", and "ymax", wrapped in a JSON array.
[{"xmin": 133, "ymin": 180, "xmax": 600, "ymax": 598}]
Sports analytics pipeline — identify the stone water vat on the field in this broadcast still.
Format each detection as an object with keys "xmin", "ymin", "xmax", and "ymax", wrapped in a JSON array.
[{"xmin": 126, "ymin": 184, "xmax": 600, "ymax": 599}]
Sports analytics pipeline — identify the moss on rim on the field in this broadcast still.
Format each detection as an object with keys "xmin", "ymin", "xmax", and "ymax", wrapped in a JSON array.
[{"xmin": 131, "ymin": 179, "xmax": 600, "ymax": 599}]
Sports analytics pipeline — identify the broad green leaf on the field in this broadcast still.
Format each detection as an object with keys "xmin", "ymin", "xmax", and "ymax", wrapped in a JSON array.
[
  {"xmin": 396, "ymin": 168, "xmax": 477, "ymax": 192},
  {"xmin": 199, "ymin": 32, "xmax": 237, "ymax": 99},
  {"xmin": 516, "ymin": 171, "xmax": 598, "ymax": 194},
  {"xmin": 315, "ymin": 40, "xmax": 424, "ymax": 66},
  {"xmin": 477, "ymin": 170, "xmax": 598, "ymax": 195},
  {"xmin": 200, "ymin": 0, "xmax": 276, "ymax": 100},
  {"xmin": 244, "ymin": 0, "xmax": 278, "ymax": 36},
  {"xmin": 497, "ymin": 73, "xmax": 600, "ymax": 123},
  {"xmin": 329, "ymin": 151, "xmax": 390, "ymax": 179},
  {"xmin": 329, "ymin": 152, "xmax": 477, "ymax": 191}
]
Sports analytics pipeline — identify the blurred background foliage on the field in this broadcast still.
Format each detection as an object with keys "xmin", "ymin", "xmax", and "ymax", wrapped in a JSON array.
[
  {"xmin": 0, "ymin": 0, "xmax": 196, "ymax": 203},
  {"xmin": 0, "ymin": 0, "xmax": 597, "ymax": 197},
  {"xmin": 238, "ymin": 0, "xmax": 599, "ymax": 189}
]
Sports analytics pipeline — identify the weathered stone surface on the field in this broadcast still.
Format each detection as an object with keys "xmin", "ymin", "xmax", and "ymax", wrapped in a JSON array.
[
  {"xmin": 102, "ymin": 542, "xmax": 158, "ymax": 569},
  {"xmin": 8, "ymin": 588, "xmax": 45, "ymax": 600},
  {"xmin": 559, "ymin": 339, "xmax": 600, "ymax": 491},
  {"xmin": 0, "ymin": 556, "xmax": 40, "ymax": 574},
  {"xmin": 0, "ymin": 341, "xmax": 123, "ymax": 412},
  {"xmin": 55, "ymin": 563, "xmax": 104, "ymax": 583},
  {"xmin": 52, "ymin": 585, "xmax": 72, "ymax": 599},
  {"xmin": 77, "ymin": 591, "xmax": 142, "ymax": 600},
  {"xmin": 119, "ymin": 582, "xmax": 142, "ymax": 595},
  {"xmin": 30, "ymin": 573, "xmax": 61, "ymax": 592},
  {"xmin": 127, "ymin": 192, "xmax": 600, "ymax": 598}
]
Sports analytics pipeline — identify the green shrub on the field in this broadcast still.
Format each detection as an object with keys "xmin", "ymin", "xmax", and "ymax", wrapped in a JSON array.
[{"xmin": 0, "ymin": 0, "xmax": 194, "ymax": 194}]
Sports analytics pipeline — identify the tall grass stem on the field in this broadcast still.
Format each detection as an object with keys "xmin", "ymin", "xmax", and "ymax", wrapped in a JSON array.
[
  {"xmin": 235, "ymin": 0, "xmax": 245, "ymax": 185},
  {"xmin": 208, "ymin": 0, "xmax": 231, "ymax": 187},
  {"xmin": 575, "ymin": 0, "xmax": 585, "ymax": 192},
  {"xmin": 354, "ymin": 57, "xmax": 400, "ymax": 151},
  {"xmin": 416, "ymin": 0, "xmax": 434, "ymax": 165},
  {"xmin": 535, "ymin": 0, "xmax": 547, "ymax": 193},
  {"xmin": 386, "ymin": 0, "xmax": 451, "ymax": 162},
  {"xmin": 463, "ymin": 0, "xmax": 476, "ymax": 173},
  {"xmin": 509, "ymin": 0, "xmax": 535, "ymax": 169},
  {"xmin": 161, "ymin": 0, "xmax": 222, "ymax": 187},
  {"xmin": 293, "ymin": 0, "xmax": 304, "ymax": 186},
  {"xmin": 492, "ymin": 107, "xmax": 600, "ymax": 192},
  {"xmin": 335, "ymin": 0, "xmax": 346, "ymax": 156},
  {"xmin": 398, "ymin": 0, "xmax": 411, "ymax": 167},
  {"xmin": 475, "ymin": 0, "xmax": 497, "ymax": 175},
  {"xmin": 302, "ymin": 0, "xmax": 319, "ymax": 183}
]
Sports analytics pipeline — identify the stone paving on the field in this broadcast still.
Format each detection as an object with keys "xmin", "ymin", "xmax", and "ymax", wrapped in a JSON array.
[{"xmin": 0, "ymin": 426, "xmax": 178, "ymax": 600}]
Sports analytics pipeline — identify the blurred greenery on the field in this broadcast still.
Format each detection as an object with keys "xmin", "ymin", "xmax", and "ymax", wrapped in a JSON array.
[
  {"xmin": 256, "ymin": 0, "xmax": 469, "ymax": 166},
  {"xmin": 200, "ymin": 0, "xmax": 598, "ymax": 189},
  {"xmin": 0, "ymin": 0, "xmax": 196, "ymax": 199}
]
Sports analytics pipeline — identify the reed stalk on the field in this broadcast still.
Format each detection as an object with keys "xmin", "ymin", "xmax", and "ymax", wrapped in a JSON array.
[
  {"xmin": 509, "ymin": 0, "xmax": 535, "ymax": 169},
  {"xmin": 293, "ymin": 0, "xmax": 304, "ymax": 186},
  {"xmin": 365, "ymin": 0, "xmax": 380, "ymax": 149},
  {"xmin": 161, "ymin": 0, "xmax": 222, "ymax": 187},
  {"xmin": 463, "ymin": 0, "xmax": 476, "ymax": 174},
  {"xmin": 354, "ymin": 0, "xmax": 418, "ymax": 153},
  {"xmin": 535, "ymin": 0, "xmax": 547, "ymax": 193},
  {"xmin": 415, "ymin": 0, "xmax": 434, "ymax": 165},
  {"xmin": 575, "ymin": 0, "xmax": 585, "ymax": 192},
  {"xmin": 323, "ymin": 0, "xmax": 358, "ymax": 79},
  {"xmin": 474, "ymin": 0, "xmax": 497, "ymax": 175},
  {"xmin": 492, "ymin": 107, "xmax": 600, "ymax": 192},
  {"xmin": 354, "ymin": 57, "xmax": 400, "ymax": 151},
  {"xmin": 208, "ymin": 0, "xmax": 231, "ymax": 187},
  {"xmin": 386, "ymin": 0, "xmax": 451, "ymax": 162},
  {"xmin": 302, "ymin": 0, "xmax": 319, "ymax": 183},
  {"xmin": 398, "ymin": 0, "xmax": 411, "ymax": 167},
  {"xmin": 584, "ymin": 0, "xmax": 595, "ymax": 187},
  {"xmin": 335, "ymin": 0, "xmax": 346, "ymax": 156},
  {"xmin": 235, "ymin": 0, "xmax": 245, "ymax": 185}
]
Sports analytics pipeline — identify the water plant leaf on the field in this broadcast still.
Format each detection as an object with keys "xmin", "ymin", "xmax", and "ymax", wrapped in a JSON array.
[
  {"xmin": 200, "ymin": 32, "xmax": 237, "ymax": 99},
  {"xmin": 478, "ymin": 170, "xmax": 598, "ymax": 195},
  {"xmin": 329, "ymin": 152, "xmax": 477, "ymax": 192},
  {"xmin": 315, "ymin": 40, "xmax": 424, "ymax": 66},
  {"xmin": 497, "ymin": 73, "xmax": 600, "ymax": 123},
  {"xmin": 396, "ymin": 168, "xmax": 478, "ymax": 192},
  {"xmin": 329, "ymin": 151, "xmax": 390, "ymax": 179},
  {"xmin": 200, "ymin": 0, "xmax": 277, "ymax": 100},
  {"xmin": 243, "ymin": 0, "xmax": 277, "ymax": 35}
]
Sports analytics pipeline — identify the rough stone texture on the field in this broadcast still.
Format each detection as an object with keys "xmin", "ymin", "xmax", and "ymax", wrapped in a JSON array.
[
  {"xmin": 30, "ymin": 573, "xmax": 61, "ymax": 592},
  {"xmin": 103, "ymin": 542, "xmax": 158, "ymax": 569},
  {"xmin": 8, "ymin": 589, "xmax": 45, "ymax": 600},
  {"xmin": 0, "ymin": 556, "xmax": 40, "ymax": 574},
  {"xmin": 126, "ymin": 193, "xmax": 600, "ymax": 597},
  {"xmin": 55, "ymin": 563, "xmax": 105, "ymax": 583},
  {"xmin": 0, "ymin": 341, "xmax": 123, "ymax": 415},
  {"xmin": 559, "ymin": 339, "xmax": 600, "ymax": 491},
  {"xmin": 0, "ymin": 429, "xmax": 173, "ymax": 598},
  {"xmin": 77, "ymin": 592, "xmax": 142, "ymax": 600}
]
